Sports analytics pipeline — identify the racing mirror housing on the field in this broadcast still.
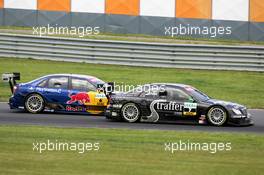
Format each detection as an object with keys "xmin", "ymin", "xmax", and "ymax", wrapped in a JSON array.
[{"xmin": 188, "ymin": 97, "xmax": 196, "ymax": 103}]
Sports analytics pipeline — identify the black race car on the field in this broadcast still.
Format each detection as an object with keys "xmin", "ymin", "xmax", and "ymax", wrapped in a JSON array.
[{"xmin": 105, "ymin": 83, "xmax": 253, "ymax": 126}]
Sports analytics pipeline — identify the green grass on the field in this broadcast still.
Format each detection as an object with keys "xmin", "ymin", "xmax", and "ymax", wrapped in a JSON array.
[
  {"xmin": 0, "ymin": 58, "xmax": 263, "ymax": 108},
  {"xmin": 1, "ymin": 26, "xmax": 264, "ymax": 46},
  {"xmin": 0, "ymin": 125, "xmax": 263, "ymax": 175}
]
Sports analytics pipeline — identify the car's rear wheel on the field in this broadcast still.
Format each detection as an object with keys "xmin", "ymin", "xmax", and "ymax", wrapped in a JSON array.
[
  {"xmin": 207, "ymin": 106, "xmax": 227, "ymax": 126},
  {"xmin": 25, "ymin": 94, "xmax": 45, "ymax": 114},
  {"xmin": 121, "ymin": 103, "xmax": 140, "ymax": 123}
]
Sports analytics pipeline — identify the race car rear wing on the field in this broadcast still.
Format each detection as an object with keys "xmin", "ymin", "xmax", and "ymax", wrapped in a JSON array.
[{"xmin": 2, "ymin": 72, "xmax": 20, "ymax": 94}]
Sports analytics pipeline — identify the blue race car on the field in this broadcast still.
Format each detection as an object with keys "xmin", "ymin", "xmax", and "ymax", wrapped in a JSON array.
[{"xmin": 2, "ymin": 73, "xmax": 110, "ymax": 114}]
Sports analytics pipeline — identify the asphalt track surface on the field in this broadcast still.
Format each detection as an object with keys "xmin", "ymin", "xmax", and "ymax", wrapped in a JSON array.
[{"xmin": 0, "ymin": 103, "xmax": 263, "ymax": 134}]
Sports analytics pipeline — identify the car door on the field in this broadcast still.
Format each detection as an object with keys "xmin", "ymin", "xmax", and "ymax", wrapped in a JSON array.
[
  {"xmin": 67, "ymin": 77, "xmax": 96, "ymax": 106},
  {"xmin": 138, "ymin": 84, "xmax": 163, "ymax": 106},
  {"xmin": 138, "ymin": 85, "xmax": 166, "ymax": 116},
  {"xmin": 39, "ymin": 76, "xmax": 69, "ymax": 108},
  {"xmin": 162, "ymin": 87, "xmax": 197, "ymax": 118}
]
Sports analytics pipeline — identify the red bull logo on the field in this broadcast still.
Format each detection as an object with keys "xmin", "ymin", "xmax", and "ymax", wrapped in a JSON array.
[{"xmin": 67, "ymin": 92, "xmax": 90, "ymax": 105}]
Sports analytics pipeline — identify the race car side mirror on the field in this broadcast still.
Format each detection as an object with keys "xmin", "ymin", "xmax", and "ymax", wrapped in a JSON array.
[
  {"xmin": 188, "ymin": 97, "xmax": 196, "ymax": 103},
  {"xmin": 159, "ymin": 91, "xmax": 167, "ymax": 97}
]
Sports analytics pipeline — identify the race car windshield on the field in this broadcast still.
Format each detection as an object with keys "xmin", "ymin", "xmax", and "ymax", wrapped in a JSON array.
[
  {"xmin": 27, "ymin": 76, "xmax": 49, "ymax": 84},
  {"xmin": 88, "ymin": 78, "xmax": 105, "ymax": 87},
  {"xmin": 185, "ymin": 87, "xmax": 210, "ymax": 101}
]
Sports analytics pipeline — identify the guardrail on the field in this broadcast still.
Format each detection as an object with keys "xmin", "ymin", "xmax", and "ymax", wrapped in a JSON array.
[{"xmin": 0, "ymin": 33, "xmax": 263, "ymax": 72}]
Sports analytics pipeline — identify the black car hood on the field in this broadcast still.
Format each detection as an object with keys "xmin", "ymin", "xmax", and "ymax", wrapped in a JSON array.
[{"xmin": 205, "ymin": 99, "xmax": 245, "ymax": 109}]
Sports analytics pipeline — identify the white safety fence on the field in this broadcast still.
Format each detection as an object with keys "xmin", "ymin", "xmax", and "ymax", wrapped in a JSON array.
[{"xmin": 0, "ymin": 33, "xmax": 263, "ymax": 72}]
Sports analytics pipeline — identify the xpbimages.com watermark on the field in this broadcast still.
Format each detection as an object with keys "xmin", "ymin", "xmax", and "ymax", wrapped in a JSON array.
[
  {"xmin": 164, "ymin": 140, "xmax": 232, "ymax": 154},
  {"xmin": 165, "ymin": 24, "xmax": 232, "ymax": 38},
  {"xmin": 32, "ymin": 24, "xmax": 100, "ymax": 37},
  {"xmin": 32, "ymin": 140, "xmax": 100, "ymax": 154},
  {"xmin": 104, "ymin": 83, "xmax": 166, "ymax": 94}
]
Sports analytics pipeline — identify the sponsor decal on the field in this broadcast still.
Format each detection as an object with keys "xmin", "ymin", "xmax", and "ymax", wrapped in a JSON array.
[
  {"xmin": 142, "ymin": 101, "xmax": 198, "ymax": 122},
  {"xmin": 199, "ymin": 115, "xmax": 207, "ymax": 124},
  {"xmin": 111, "ymin": 112, "xmax": 118, "ymax": 116},
  {"xmin": 66, "ymin": 105, "xmax": 86, "ymax": 112},
  {"xmin": 183, "ymin": 102, "xmax": 197, "ymax": 116},
  {"xmin": 66, "ymin": 105, "xmax": 105, "ymax": 113},
  {"xmin": 156, "ymin": 102, "xmax": 184, "ymax": 111},
  {"xmin": 141, "ymin": 100, "xmax": 166, "ymax": 123},
  {"xmin": 36, "ymin": 87, "xmax": 62, "ymax": 93},
  {"xmin": 95, "ymin": 93, "xmax": 106, "ymax": 99},
  {"xmin": 155, "ymin": 102, "xmax": 197, "ymax": 115},
  {"xmin": 113, "ymin": 104, "xmax": 122, "ymax": 109},
  {"xmin": 67, "ymin": 92, "xmax": 90, "ymax": 105},
  {"xmin": 184, "ymin": 102, "xmax": 197, "ymax": 109}
]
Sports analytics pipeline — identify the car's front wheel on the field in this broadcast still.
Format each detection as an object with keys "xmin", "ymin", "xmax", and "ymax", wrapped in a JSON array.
[
  {"xmin": 207, "ymin": 106, "xmax": 228, "ymax": 126},
  {"xmin": 25, "ymin": 94, "xmax": 45, "ymax": 114},
  {"xmin": 121, "ymin": 103, "xmax": 140, "ymax": 123}
]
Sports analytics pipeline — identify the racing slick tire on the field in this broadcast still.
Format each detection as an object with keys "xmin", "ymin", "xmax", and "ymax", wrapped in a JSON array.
[
  {"xmin": 24, "ymin": 93, "xmax": 45, "ymax": 114},
  {"xmin": 207, "ymin": 106, "xmax": 228, "ymax": 126},
  {"xmin": 121, "ymin": 103, "xmax": 140, "ymax": 123}
]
